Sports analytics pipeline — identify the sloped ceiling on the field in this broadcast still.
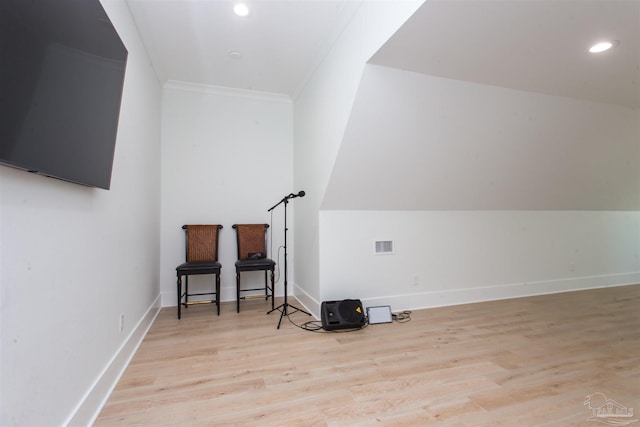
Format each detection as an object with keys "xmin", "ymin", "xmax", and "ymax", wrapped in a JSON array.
[
  {"xmin": 322, "ymin": 1, "xmax": 640, "ymax": 211},
  {"xmin": 370, "ymin": 0, "xmax": 640, "ymax": 109},
  {"xmin": 125, "ymin": 0, "xmax": 639, "ymax": 107}
]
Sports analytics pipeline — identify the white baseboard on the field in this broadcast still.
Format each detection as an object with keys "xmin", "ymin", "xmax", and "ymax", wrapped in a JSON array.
[
  {"xmin": 64, "ymin": 295, "xmax": 161, "ymax": 427},
  {"xmin": 291, "ymin": 284, "xmax": 321, "ymax": 319},
  {"xmin": 360, "ymin": 273, "xmax": 640, "ymax": 311},
  {"xmin": 292, "ymin": 274, "xmax": 640, "ymax": 321},
  {"xmin": 165, "ymin": 273, "xmax": 640, "ymax": 314}
]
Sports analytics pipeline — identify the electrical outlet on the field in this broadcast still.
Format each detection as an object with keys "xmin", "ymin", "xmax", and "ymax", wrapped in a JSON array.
[
  {"xmin": 569, "ymin": 263, "xmax": 575, "ymax": 272},
  {"xmin": 413, "ymin": 275, "xmax": 420, "ymax": 287},
  {"xmin": 119, "ymin": 314, "xmax": 124, "ymax": 332}
]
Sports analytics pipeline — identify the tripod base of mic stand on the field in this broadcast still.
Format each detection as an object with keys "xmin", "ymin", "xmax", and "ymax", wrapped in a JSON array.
[{"xmin": 268, "ymin": 302, "xmax": 311, "ymax": 329}]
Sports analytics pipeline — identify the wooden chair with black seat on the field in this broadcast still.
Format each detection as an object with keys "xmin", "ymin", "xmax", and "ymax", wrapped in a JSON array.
[
  {"xmin": 232, "ymin": 224, "xmax": 276, "ymax": 313},
  {"xmin": 175, "ymin": 224, "xmax": 222, "ymax": 319}
]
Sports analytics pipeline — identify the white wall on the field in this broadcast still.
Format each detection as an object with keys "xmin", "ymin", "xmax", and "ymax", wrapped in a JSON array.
[
  {"xmin": 0, "ymin": 0, "xmax": 162, "ymax": 425},
  {"xmin": 318, "ymin": 63, "xmax": 640, "ymax": 310},
  {"xmin": 293, "ymin": 1, "xmax": 424, "ymax": 313},
  {"xmin": 321, "ymin": 210, "xmax": 640, "ymax": 309},
  {"xmin": 160, "ymin": 83, "xmax": 294, "ymax": 306},
  {"xmin": 324, "ymin": 65, "xmax": 640, "ymax": 211},
  {"xmin": 296, "ymin": 2, "xmax": 639, "ymax": 315}
]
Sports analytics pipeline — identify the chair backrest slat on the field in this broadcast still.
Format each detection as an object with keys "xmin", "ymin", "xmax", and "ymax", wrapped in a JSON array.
[
  {"xmin": 184, "ymin": 225, "xmax": 221, "ymax": 263},
  {"xmin": 233, "ymin": 224, "xmax": 268, "ymax": 260}
]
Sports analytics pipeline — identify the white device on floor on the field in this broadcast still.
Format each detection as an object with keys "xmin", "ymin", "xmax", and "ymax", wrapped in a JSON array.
[{"xmin": 366, "ymin": 305, "xmax": 393, "ymax": 324}]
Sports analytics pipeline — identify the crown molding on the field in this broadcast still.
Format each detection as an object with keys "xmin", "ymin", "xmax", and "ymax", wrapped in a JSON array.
[{"xmin": 164, "ymin": 80, "xmax": 292, "ymax": 104}]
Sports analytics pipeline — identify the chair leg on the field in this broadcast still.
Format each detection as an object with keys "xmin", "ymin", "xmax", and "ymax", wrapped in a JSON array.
[
  {"xmin": 236, "ymin": 270, "xmax": 241, "ymax": 313},
  {"xmin": 216, "ymin": 273, "xmax": 221, "ymax": 315},
  {"xmin": 185, "ymin": 276, "xmax": 189, "ymax": 308},
  {"xmin": 177, "ymin": 274, "xmax": 182, "ymax": 319},
  {"xmin": 264, "ymin": 270, "xmax": 268, "ymax": 300}
]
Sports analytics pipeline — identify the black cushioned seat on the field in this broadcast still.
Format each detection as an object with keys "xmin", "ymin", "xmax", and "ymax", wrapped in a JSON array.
[
  {"xmin": 232, "ymin": 224, "xmax": 275, "ymax": 313},
  {"xmin": 176, "ymin": 224, "xmax": 222, "ymax": 319}
]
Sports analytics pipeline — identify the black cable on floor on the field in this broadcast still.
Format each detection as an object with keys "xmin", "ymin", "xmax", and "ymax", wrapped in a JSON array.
[
  {"xmin": 287, "ymin": 314, "xmax": 368, "ymax": 333},
  {"xmin": 392, "ymin": 310, "xmax": 412, "ymax": 323},
  {"xmin": 285, "ymin": 308, "xmax": 412, "ymax": 332}
]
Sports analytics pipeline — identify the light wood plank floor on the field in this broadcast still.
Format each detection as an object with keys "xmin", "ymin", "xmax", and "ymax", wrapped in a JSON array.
[{"xmin": 95, "ymin": 285, "xmax": 639, "ymax": 426}]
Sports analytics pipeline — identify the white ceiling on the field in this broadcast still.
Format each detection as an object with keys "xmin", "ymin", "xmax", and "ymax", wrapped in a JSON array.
[
  {"xmin": 370, "ymin": 0, "xmax": 640, "ymax": 109},
  {"xmin": 126, "ymin": 0, "xmax": 639, "ymax": 108},
  {"xmin": 125, "ymin": 0, "xmax": 360, "ymax": 96}
]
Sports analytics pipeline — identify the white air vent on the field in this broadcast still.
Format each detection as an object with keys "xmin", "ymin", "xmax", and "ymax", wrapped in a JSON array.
[{"xmin": 374, "ymin": 240, "xmax": 394, "ymax": 254}]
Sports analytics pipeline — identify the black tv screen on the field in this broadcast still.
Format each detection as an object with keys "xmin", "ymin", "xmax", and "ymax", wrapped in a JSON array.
[{"xmin": 0, "ymin": 0, "xmax": 128, "ymax": 190}]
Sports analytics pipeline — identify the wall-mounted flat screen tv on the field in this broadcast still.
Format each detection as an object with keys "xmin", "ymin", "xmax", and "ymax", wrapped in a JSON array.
[{"xmin": 0, "ymin": 0, "xmax": 128, "ymax": 190}]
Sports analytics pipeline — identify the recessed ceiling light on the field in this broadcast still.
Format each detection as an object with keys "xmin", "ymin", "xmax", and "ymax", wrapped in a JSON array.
[
  {"xmin": 228, "ymin": 51, "xmax": 242, "ymax": 60},
  {"xmin": 234, "ymin": 3, "xmax": 249, "ymax": 17},
  {"xmin": 588, "ymin": 40, "xmax": 619, "ymax": 53}
]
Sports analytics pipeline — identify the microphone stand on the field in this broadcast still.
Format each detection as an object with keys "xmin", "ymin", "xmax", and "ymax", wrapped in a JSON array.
[{"xmin": 267, "ymin": 192, "xmax": 311, "ymax": 329}]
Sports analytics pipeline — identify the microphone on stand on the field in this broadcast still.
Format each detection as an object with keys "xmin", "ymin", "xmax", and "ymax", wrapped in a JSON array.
[
  {"xmin": 268, "ymin": 191, "xmax": 306, "ymax": 212},
  {"xmin": 288, "ymin": 190, "xmax": 306, "ymax": 199},
  {"xmin": 267, "ymin": 189, "xmax": 311, "ymax": 328}
]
